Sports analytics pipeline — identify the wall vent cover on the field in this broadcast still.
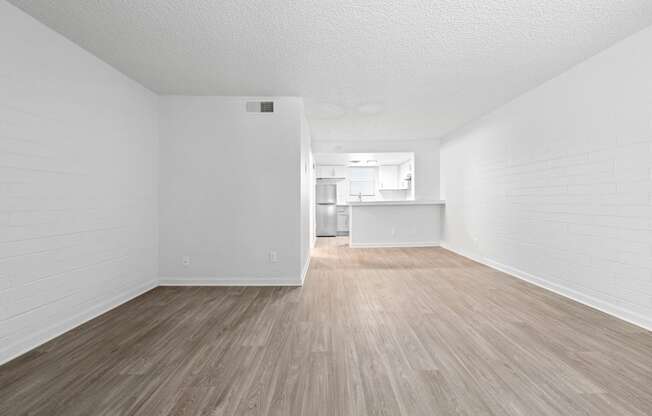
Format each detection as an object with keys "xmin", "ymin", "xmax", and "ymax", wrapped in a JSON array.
[{"xmin": 246, "ymin": 101, "xmax": 274, "ymax": 113}]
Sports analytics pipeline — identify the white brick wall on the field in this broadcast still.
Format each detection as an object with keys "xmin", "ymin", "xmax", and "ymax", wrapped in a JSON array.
[
  {"xmin": 0, "ymin": 2, "xmax": 159, "ymax": 363},
  {"xmin": 441, "ymin": 25, "xmax": 652, "ymax": 330}
]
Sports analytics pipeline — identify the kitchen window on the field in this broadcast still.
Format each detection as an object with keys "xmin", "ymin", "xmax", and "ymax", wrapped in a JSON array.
[{"xmin": 349, "ymin": 167, "xmax": 376, "ymax": 196}]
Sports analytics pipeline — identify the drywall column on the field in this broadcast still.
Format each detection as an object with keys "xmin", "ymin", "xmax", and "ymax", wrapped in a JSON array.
[{"xmin": 158, "ymin": 96, "xmax": 307, "ymax": 285}]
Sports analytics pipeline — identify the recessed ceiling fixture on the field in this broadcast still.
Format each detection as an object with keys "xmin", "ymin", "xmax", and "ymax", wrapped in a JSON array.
[
  {"xmin": 357, "ymin": 103, "xmax": 383, "ymax": 115},
  {"xmin": 309, "ymin": 102, "xmax": 345, "ymax": 120}
]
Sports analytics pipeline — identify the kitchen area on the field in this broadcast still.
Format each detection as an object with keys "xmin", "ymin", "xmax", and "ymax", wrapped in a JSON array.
[{"xmin": 314, "ymin": 152, "xmax": 445, "ymax": 247}]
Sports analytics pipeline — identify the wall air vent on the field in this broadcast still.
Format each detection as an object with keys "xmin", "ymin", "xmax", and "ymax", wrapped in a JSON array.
[{"xmin": 246, "ymin": 101, "xmax": 274, "ymax": 113}]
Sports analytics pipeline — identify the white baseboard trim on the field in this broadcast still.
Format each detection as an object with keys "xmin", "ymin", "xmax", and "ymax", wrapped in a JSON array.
[
  {"xmin": 300, "ymin": 257, "xmax": 311, "ymax": 285},
  {"xmin": 440, "ymin": 242, "xmax": 486, "ymax": 264},
  {"xmin": 350, "ymin": 241, "xmax": 441, "ymax": 248},
  {"xmin": 440, "ymin": 243, "xmax": 652, "ymax": 332},
  {"xmin": 159, "ymin": 276, "xmax": 303, "ymax": 286},
  {"xmin": 0, "ymin": 279, "xmax": 158, "ymax": 366}
]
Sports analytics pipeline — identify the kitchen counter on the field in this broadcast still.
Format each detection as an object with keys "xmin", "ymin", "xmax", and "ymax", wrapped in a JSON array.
[
  {"xmin": 349, "ymin": 201, "xmax": 444, "ymax": 248},
  {"xmin": 348, "ymin": 200, "xmax": 445, "ymax": 206}
]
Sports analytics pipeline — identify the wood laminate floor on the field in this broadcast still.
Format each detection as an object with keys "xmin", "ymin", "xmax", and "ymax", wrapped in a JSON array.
[{"xmin": 1, "ymin": 237, "xmax": 651, "ymax": 415}]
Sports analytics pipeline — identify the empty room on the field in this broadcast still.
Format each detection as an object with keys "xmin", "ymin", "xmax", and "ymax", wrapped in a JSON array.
[{"xmin": 1, "ymin": 1, "xmax": 651, "ymax": 415}]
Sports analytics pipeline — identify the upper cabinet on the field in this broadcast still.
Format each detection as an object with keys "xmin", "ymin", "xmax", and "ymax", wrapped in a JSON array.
[
  {"xmin": 379, "ymin": 162, "xmax": 411, "ymax": 190},
  {"xmin": 398, "ymin": 160, "xmax": 413, "ymax": 189},
  {"xmin": 379, "ymin": 165, "xmax": 399, "ymax": 190},
  {"xmin": 316, "ymin": 165, "xmax": 346, "ymax": 179}
]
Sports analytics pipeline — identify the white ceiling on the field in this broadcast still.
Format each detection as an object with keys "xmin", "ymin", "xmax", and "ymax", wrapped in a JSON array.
[
  {"xmin": 9, "ymin": 1, "xmax": 652, "ymax": 142},
  {"xmin": 314, "ymin": 152, "xmax": 413, "ymax": 166}
]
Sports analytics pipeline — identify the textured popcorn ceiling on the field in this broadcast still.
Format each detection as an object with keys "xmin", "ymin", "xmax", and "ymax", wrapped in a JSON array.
[{"xmin": 8, "ymin": 0, "xmax": 652, "ymax": 141}]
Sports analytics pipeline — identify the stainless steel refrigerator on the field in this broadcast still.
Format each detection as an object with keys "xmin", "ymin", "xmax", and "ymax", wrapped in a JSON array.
[{"xmin": 316, "ymin": 182, "xmax": 337, "ymax": 237}]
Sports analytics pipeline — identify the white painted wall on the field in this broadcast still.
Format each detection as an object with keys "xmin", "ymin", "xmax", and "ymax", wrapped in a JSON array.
[
  {"xmin": 312, "ymin": 139, "xmax": 440, "ymax": 201},
  {"xmin": 0, "ymin": 2, "xmax": 159, "ymax": 364},
  {"xmin": 158, "ymin": 96, "xmax": 307, "ymax": 285},
  {"xmin": 350, "ymin": 204, "xmax": 443, "ymax": 248},
  {"xmin": 441, "ymin": 26, "xmax": 652, "ymax": 330},
  {"xmin": 309, "ymin": 152, "xmax": 317, "ymax": 249},
  {"xmin": 300, "ymin": 113, "xmax": 313, "ymax": 280}
]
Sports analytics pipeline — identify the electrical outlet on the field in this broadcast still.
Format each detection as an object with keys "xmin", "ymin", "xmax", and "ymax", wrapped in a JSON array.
[
  {"xmin": 269, "ymin": 251, "xmax": 278, "ymax": 263},
  {"xmin": 391, "ymin": 227, "xmax": 396, "ymax": 236},
  {"xmin": 182, "ymin": 256, "xmax": 191, "ymax": 267}
]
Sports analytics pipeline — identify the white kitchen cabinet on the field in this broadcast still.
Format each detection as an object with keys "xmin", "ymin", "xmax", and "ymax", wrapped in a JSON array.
[
  {"xmin": 334, "ymin": 166, "xmax": 348, "ymax": 178},
  {"xmin": 316, "ymin": 165, "xmax": 346, "ymax": 179},
  {"xmin": 379, "ymin": 165, "xmax": 399, "ymax": 190},
  {"xmin": 398, "ymin": 160, "xmax": 412, "ymax": 189},
  {"xmin": 379, "ymin": 162, "xmax": 411, "ymax": 190},
  {"xmin": 317, "ymin": 165, "xmax": 334, "ymax": 178},
  {"xmin": 336, "ymin": 206, "xmax": 349, "ymax": 234}
]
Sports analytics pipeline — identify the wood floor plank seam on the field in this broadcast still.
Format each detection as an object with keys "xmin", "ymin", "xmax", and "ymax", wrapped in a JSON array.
[{"xmin": 1, "ymin": 237, "xmax": 651, "ymax": 415}]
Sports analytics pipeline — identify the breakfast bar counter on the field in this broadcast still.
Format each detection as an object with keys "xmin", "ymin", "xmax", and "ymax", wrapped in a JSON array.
[{"xmin": 348, "ymin": 200, "xmax": 445, "ymax": 248}]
